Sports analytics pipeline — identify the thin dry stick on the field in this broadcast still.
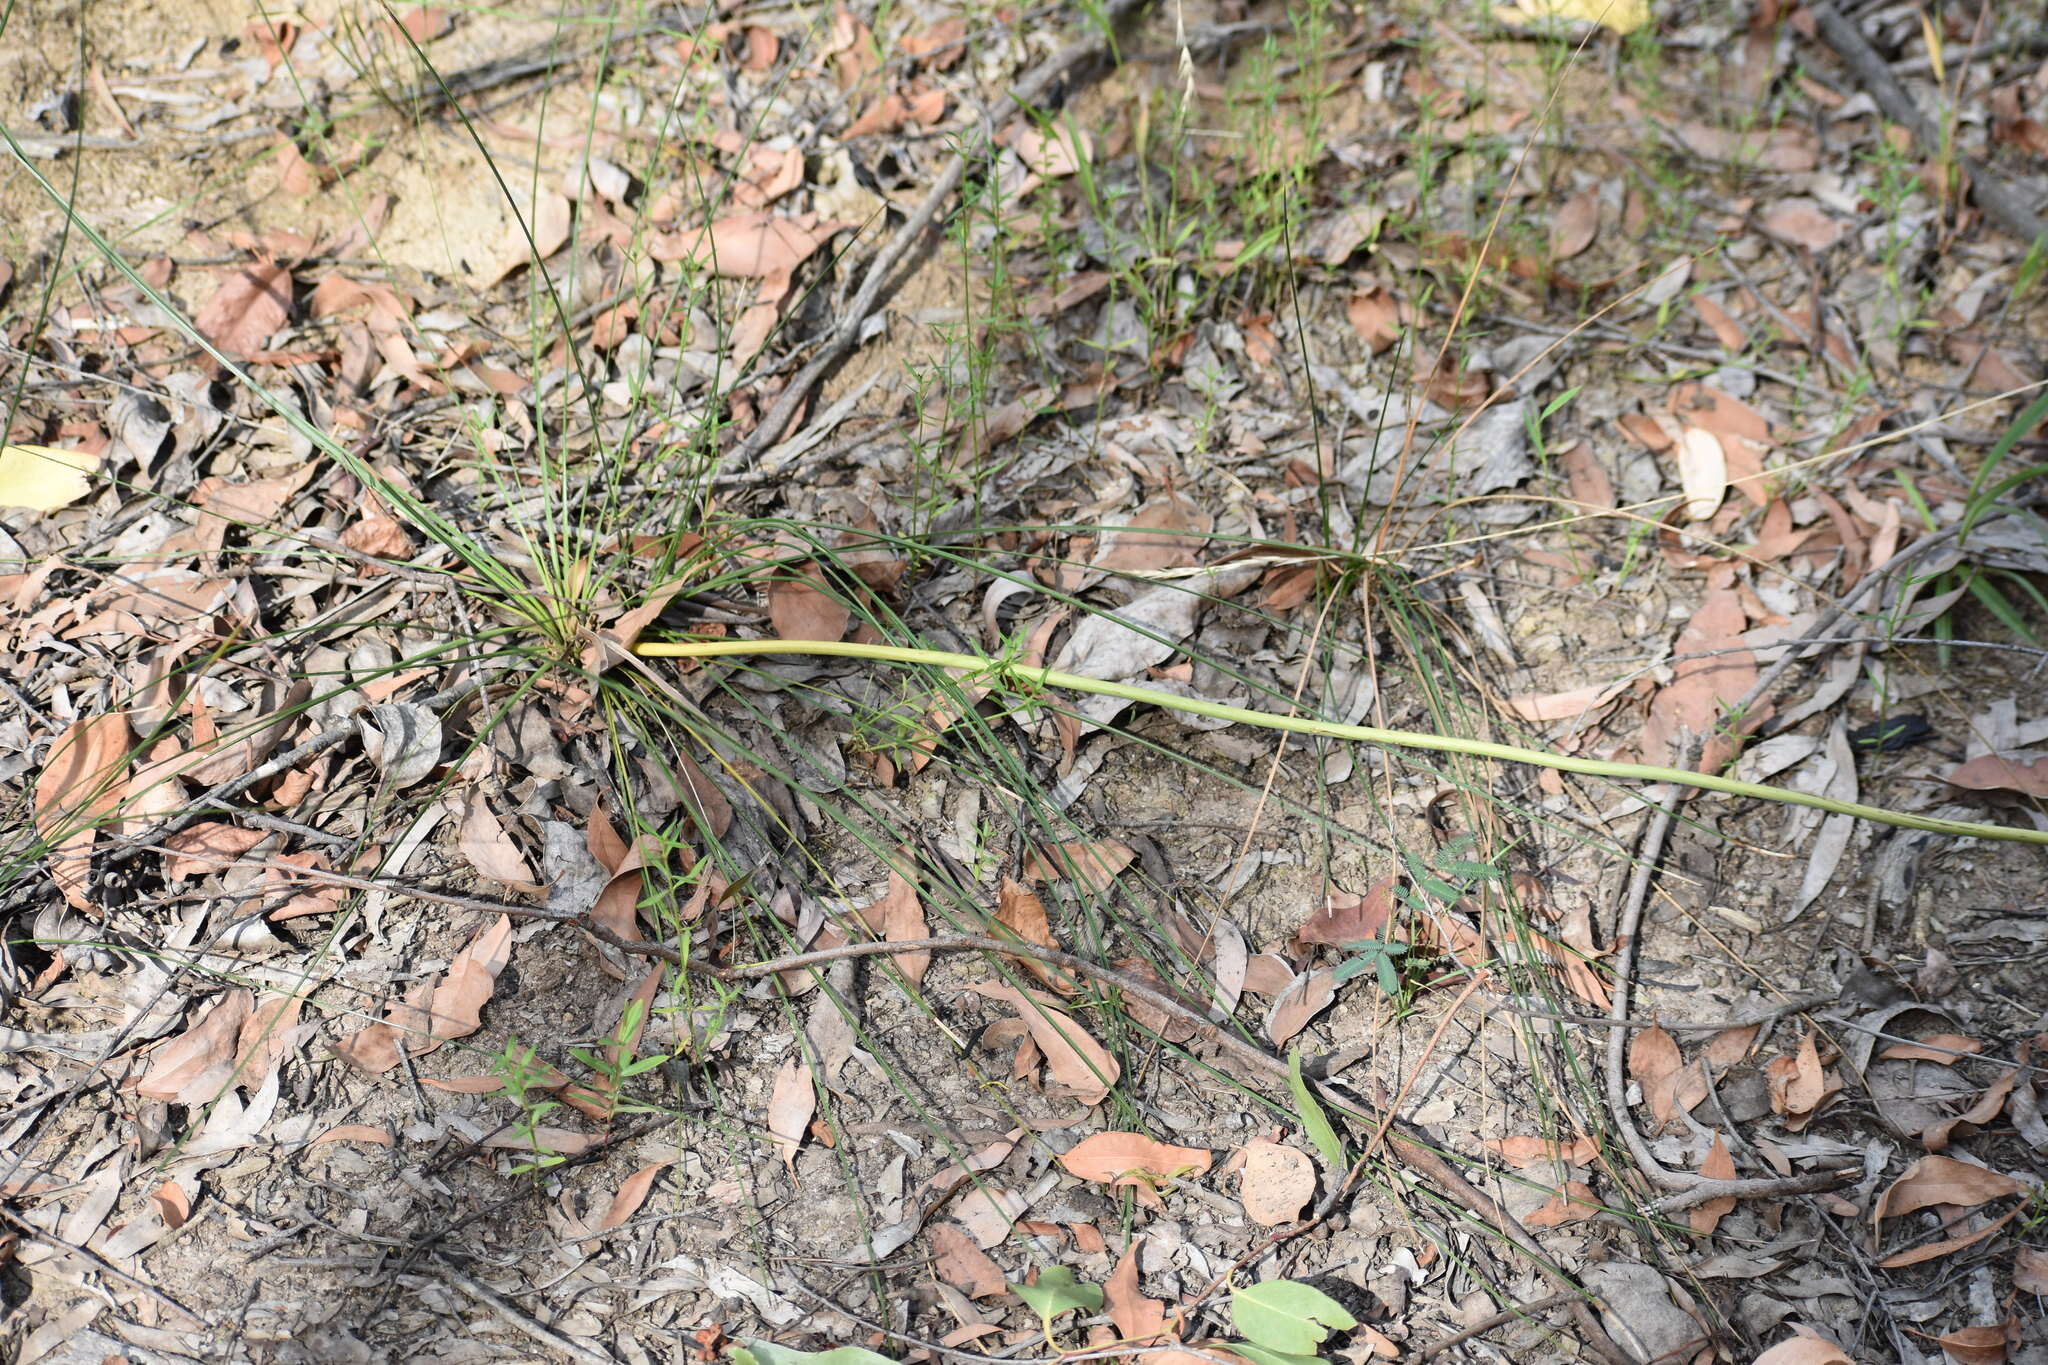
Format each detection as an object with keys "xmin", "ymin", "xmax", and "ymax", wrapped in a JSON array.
[{"xmin": 732, "ymin": 0, "xmax": 1152, "ymax": 466}]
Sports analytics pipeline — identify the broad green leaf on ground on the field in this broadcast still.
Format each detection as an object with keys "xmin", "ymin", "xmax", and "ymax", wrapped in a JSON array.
[
  {"xmin": 1231, "ymin": 1279, "xmax": 1357, "ymax": 1355},
  {"xmin": 1010, "ymin": 1266, "xmax": 1103, "ymax": 1325}
]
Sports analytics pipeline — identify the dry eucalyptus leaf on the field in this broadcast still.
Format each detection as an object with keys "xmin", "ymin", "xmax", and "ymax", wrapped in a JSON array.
[
  {"xmin": 768, "ymin": 1057, "xmax": 815, "ymax": 1173},
  {"xmin": 966, "ymin": 982, "xmax": 1118, "ymax": 1104},
  {"xmin": 358, "ymin": 702, "xmax": 442, "ymax": 789},
  {"xmin": 1238, "ymin": 1138, "xmax": 1316, "ymax": 1225}
]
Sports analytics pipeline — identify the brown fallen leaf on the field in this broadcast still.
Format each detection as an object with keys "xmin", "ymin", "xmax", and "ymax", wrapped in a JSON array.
[
  {"xmin": 1640, "ymin": 588, "xmax": 1754, "ymax": 771},
  {"xmin": 1024, "ymin": 839, "xmax": 1135, "ymax": 893},
  {"xmin": 1931, "ymin": 1323, "xmax": 2014, "ymax": 1365},
  {"xmin": 138, "ymin": 989, "xmax": 255, "ymax": 1103},
  {"xmin": 428, "ymin": 914, "xmax": 514, "ymax": 1043},
  {"xmin": 930, "ymin": 1222, "xmax": 1005, "ymax": 1298},
  {"xmin": 1294, "ymin": 876, "xmax": 1395, "ymax": 949},
  {"xmin": 1879, "ymin": 1033, "xmax": 1983, "ymax": 1064},
  {"xmin": 650, "ymin": 212, "xmax": 841, "ymax": 277},
  {"xmin": 162, "ymin": 821, "xmax": 267, "ymax": 880},
  {"xmin": 196, "ymin": 261, "xmax": 293, "ymax": 360},
  {"xmin": 862, "ymin": 866, "xmax": 929, "ymax": 984},
  {"xmin": 994, "ymin": 877, "xmax": 1076, "ymax": 994},
  {"xmin": 1091, "ymin": 495, "xmax": 1213, "ymax": 574},
  {"xmin": 1945, "ymin": 754, "xmax": 2048, "ymax": 797},
  {"xmin": 1345, "ymin": 287, "xmax": 1402, "ymax": 354},
  {"xmin": 1483, "ymin": 1135, "xmax": 1599, "ymax": 1168},
  {"xmin": 1760, "ymin": 197, "xmax": 1844, "ymax": 251},
  {"xmin": 966, "ymin": 983, "xmax": 1119, "ymax": 1104},
  {"xmin": 1877, "ymin": 1204, "xmax": 2018, "ymax": 1268},
  {"xmin": 1264, "ymin": 968, "xmax": 1337, "ymax": 1048},
  {"xmin": 1765, "ymin": 1031, "xmax": 1829, "ymax": 1127},
  {"xmin": 1501, "ymin": 677, "xmax": 1629, "ymax": 724},
  {"xmin": 1690, "ymin": 1132, "xmax": 1738, "ymax": 1236},
  {"xmin": 1059, "ymin": 1132, "xmax": 1212, "ymax": 1193},
  {"xmin": 1751, "ymin": 1336, "xmax": 1852, "ymax": 1365},
  {"xmin": 599, "ymin": 1162, "xmax": 670, "ymax": 1231},
  {"xmin": 1104, "ymin": 1239, "xmax": 1168, "ymax": 1342},
  {"xmin": 34, "ymin": 712, "xmax": 132, "ymax": 913},
  {"xmin": 2014, "ymin": 1246, "xmax": 2048, "ymax": 1294},
  {"xmin": 768, "ymin": 1057, "xmax": 816, "ymax": 1174},
  {"xmin": 1523, "ymin": 1179, "xmax": 1601, "ymax": 1227},
  {"xmin": 1558, "ymin": 441, "xmax": 1616, "ymax": 511},
  {"xmin": 768, "ymin": 561, "xmax": 850, "ymax": 641},
  {"xmin": 1629, "ymin": 1024, "xmax": 1685, "ymax": 1129},
  {"xmin": 1874, "ymin": 1154, "xmax": 2020, "ymax": 1224},
  {"xmin": 1238, "ymin": 1138, "xmax": 1316, "ymax": 1226},
  {"xmin": 1550, "ymin": 186, "xmax": 1601, "ymax": 260},
  {"xmin": 455, "ymin": 790, "xmax": 538, "ymax": 891}
]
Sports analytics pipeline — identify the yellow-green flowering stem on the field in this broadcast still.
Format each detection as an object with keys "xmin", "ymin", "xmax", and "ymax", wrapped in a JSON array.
[{"xmin": 633, "ymin": 638, "xmax": 2048, "ymax": 846}]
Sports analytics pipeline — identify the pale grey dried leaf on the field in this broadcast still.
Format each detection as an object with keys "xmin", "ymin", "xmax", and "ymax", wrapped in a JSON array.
[{"xmin": 357, "ymin": 702, "xmax": 442, "ymax": 790}]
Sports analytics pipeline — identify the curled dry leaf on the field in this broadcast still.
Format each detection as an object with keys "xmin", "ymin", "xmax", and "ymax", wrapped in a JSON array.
[
  {"xmin": 966, "ymin": 983, "xmax": 1119, "ymax": 1105},
  {"xmin": 1294, "ymin": 875, "xmax": 1395, "ymax": 949},
  {"xmin": 599, "ymin": 1163, "xmax": 670, "ymax": 1231},
  {"xmin": 1265, "ymin": 969, "xmax": 1338, "ymax": 1048},
  {"xmin": 429, "ymin": 915, "xmax": 513, "ymax": 1043},
  {"xmin": 650, "ymin": 212, "xmax": 841, "ymax": 277},
  {"xmin": 1238, "ymin": 1138, "xmax": 1316, "ymax": 1226},
  {"xmin": 162, "ymin": 821, "xmax": 266, "ymax": 880},
  {"xmin": 862, "ymin": 867, "xmax": 929, "ymax": 984},
  {"xmin": 1484, "ymin": 1135, "xmax": 1599, "ymax": 1168},
  {"xmin": 1677, "ymin": 426, "xmax": 1727, "ymax": 521},
  {"xmin": 994, "ymin": 877, "xmax": 1076, "ymax": 994},
  {"xmin": 1550, "ymin": 186, "xmax": 1601, "ymax": 260},
  {"xmin": 138, "ymin": 989, "xmax": 254, "ymax": 1103},
  {"xmin": 1629, "ymin": 1024, "xmax": 1685, "ymax": 1128},
  {"xmin": 1502, "ymin": 676, "xmax": 1629, "ymax": 725},
  {"xmin": 768, "ymin": 1057, "xmax": 816, "ymax": 1173},
  {"xmin": 1933, "ymin": 1324, "xmax": 2014, "ymax": 1365},
  {"xmin": 1346, "ymin": 287, "xmax": 1402, "ymax": 354},
  {"xmin": 455, "ymin": 790, "xmax": 538, "ymax": 891},
  {"xmin": 768, "ymin": 561, "xmax": 850, "ymax": 641},
  {"xmin": 357, "ymin": 702, "xmax": 443, "ymax": 789}
]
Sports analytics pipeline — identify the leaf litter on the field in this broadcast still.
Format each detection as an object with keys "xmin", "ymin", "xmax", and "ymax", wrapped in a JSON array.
[{"xmin": 5, "ymin": 0, "xmax": 2048, "ymax": 1360}]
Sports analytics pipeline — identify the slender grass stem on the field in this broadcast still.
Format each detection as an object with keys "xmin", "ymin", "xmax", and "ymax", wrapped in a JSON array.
[{"xmin": 633, "ymin": 638, "xmax": 2048, "ymax": 845}]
